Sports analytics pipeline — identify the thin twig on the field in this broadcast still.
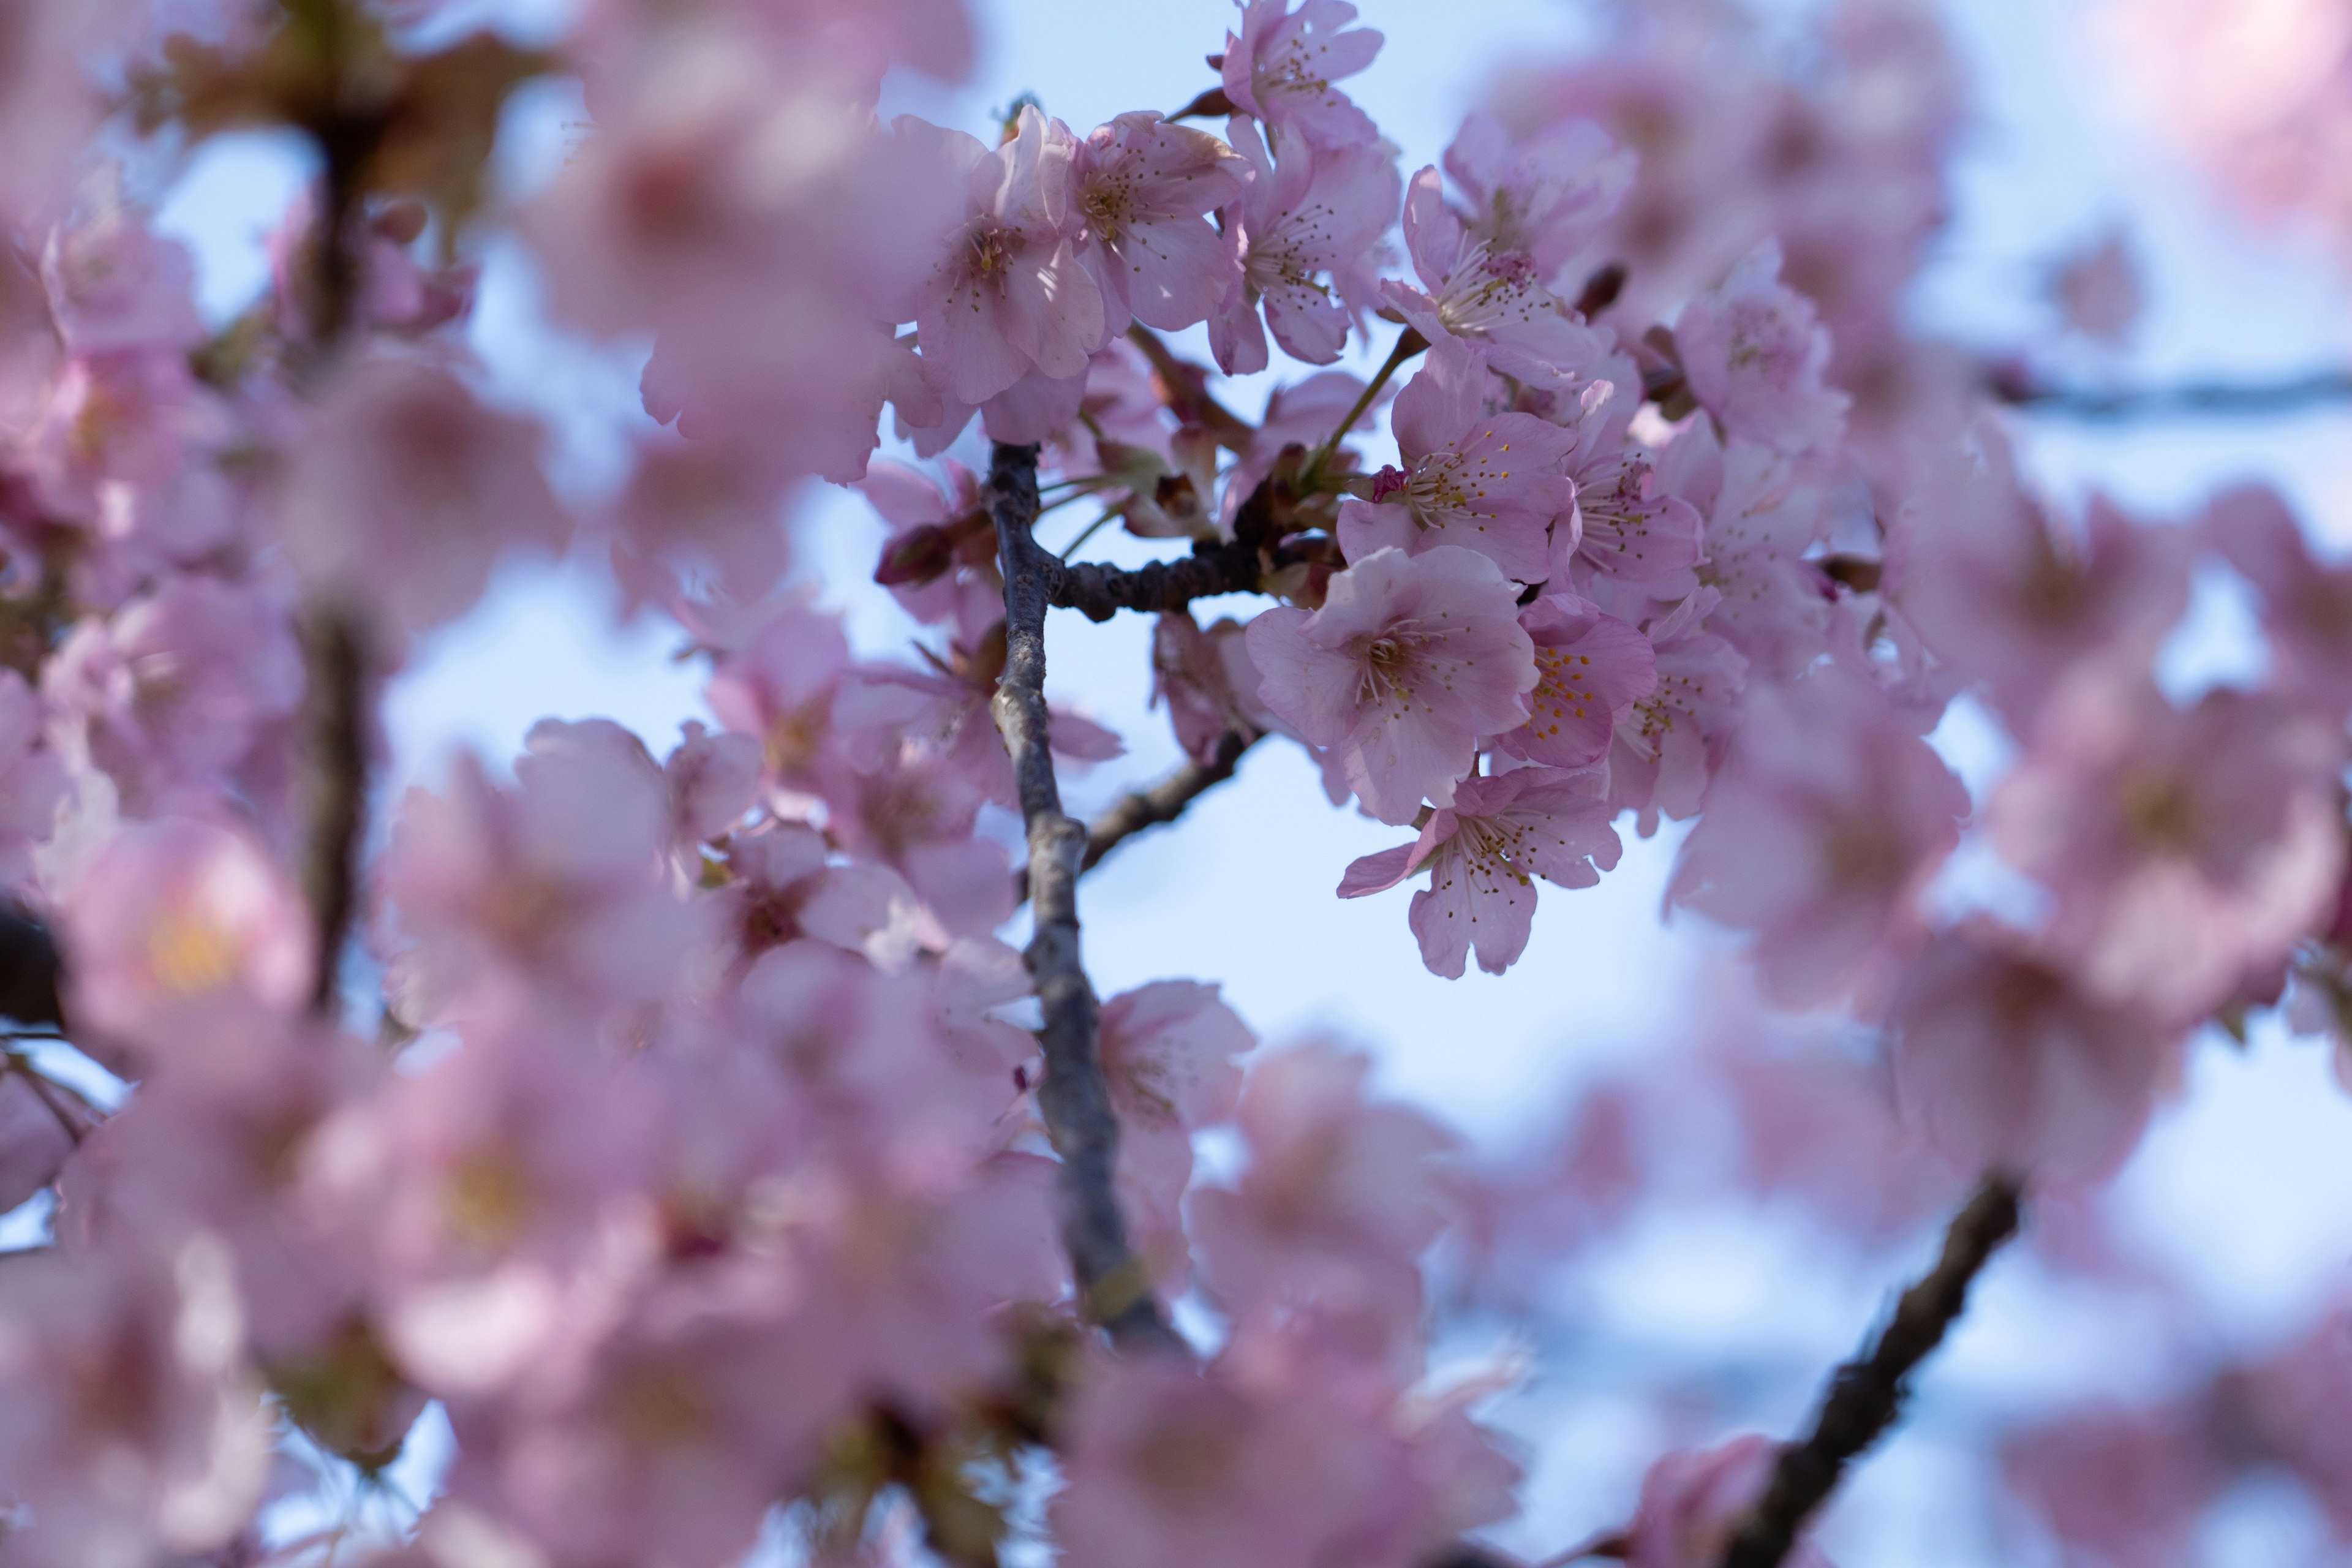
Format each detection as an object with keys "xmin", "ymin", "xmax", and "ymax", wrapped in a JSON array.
[
  {"xmin": 1301, "ymin": 326, "xmax": 1427, "ymax": 487},
  {"xmin": 301, "ymin": 605, "xmax": 369, "ymax": 1017},
  {"xmin": 1012, "ymin": 729, "xmax": 1261, "ymax": 905},
  {"xmin": 290, "ymin": 3, "xmax": 383, "ymax": 1023},
  {"xmin": 1995, "ymin": 370, "xmax": 2352, "ymax": 420},
  {"xmin": 988, "ymin": 441, "xmax": 1186, "ymax": 1357},
  {"xmin": 1718, "ymin": 1175, "xmax": 2024, "ymax": 1568}
]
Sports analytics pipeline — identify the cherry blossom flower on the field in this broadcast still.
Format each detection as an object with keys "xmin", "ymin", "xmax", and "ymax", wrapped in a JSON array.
[
  {"xmin": 0, "ymin": 1240, "xmax": 271, "ymax": 1568},
  {"xmin": 1673, "ymin": 240, "xmax": 1850, "ymax": 456},
  {"xmin": 1336, "ymin": 339, "xmax": 1576, "ymax": 581},
  {"xmin": 1670, "ymin": 662, "xmax": 1968, "ymax": 1010},
  {"xmin": 1890, "ymin": 439, "xmax": 2189, "ymax": 728},
  {"xmin": 276, "ymin": 356, "xmax": 571, "ymax": 630},
  {"xmin": 1072, "ymin": 112, "xmax": 1246, "ymax": 335},
  {"xmin": 382, "ymin": 722, "xmax": 695, "ymax": 1025},
  {"xmin": 909, "ymin": 106, "xmax": 1105, "ymax": 411},
  {"xmin": 43, "ymin": 578, "xmax": 304, "ymax": 816},
  {"xmin": 1096, "ymin": 981, "xmax": 1252, "ymax": 1286},
  {"xmin": 1625, "ymin": 1434, "xmax": 1833, "ymax": 1568},
  {"xmin": 1208, "ymin": 116, "xmax": 1401, "ymax": 374},
  {"xmin": 61, "ymin": 817, "xmax": 312, "ymax": 1055},
  {"xmin": 2049, "ymin": 227, "xmax": 2146, "ymax": 347},
  {"xmin": 1442, "ymin": 113, "xmax": 1635, "ymax": 284},
  {"xmin": 39, "ymin": 186, "xmax": 205, "ymax": 355},
  {"xmin": 1152, "ymin": 610, "xmax": 1280, "ymax": 765},
  {"xmin": 1340, "ymin": 765, "xmax": 1621, "ymax": 978},
  {"xmin": 1493, "ymin": 592, "xmax": 1657, "ymax": 770},
  {"xmin": 1220, "ymin": 0, "xmax": 1385, "ymax": 151},
  {"xmin": 1607, "ymin": 593, "xmax": 1749, "ymax": 834},
  {"xmin": 1673, "ymin": 428, "xmax": 1838, "ymax": 682},
  {"xmin": 1385, "ymin": 167, "xmax": 1611, "ymax": 385},
  {"xmin": 1245, "ymin": 545, "xmax": 1536, "ymax": 824},
  {"xmin": 1988, "ymin": 672, "xmax": 2346, "ymax": 1023},
  {"xmin": 1192, "ymin": 1043, "xmax": 1457, "ymax": 1366},
  {"xmin": 1889, "ymin": 919, "xmax": 2179, "ymax": 1180},
  {"xmin": 2201, "ymin": 482, "xmax": 2352, "ymax": 713},
  {"xmin": 1546, "ymin": 373, "xmax": 1706, "ymax": 597},
  {"xmin": 2000, "ymin": 1406, "xmax": 2225, "ymax": 1568}
]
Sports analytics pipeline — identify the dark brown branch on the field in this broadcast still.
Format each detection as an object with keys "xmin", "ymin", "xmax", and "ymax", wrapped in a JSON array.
[
  {"xmin": 1040, "ymin": 540, "xmax": 1265, "ymax": 624},
  {"xmin": 1994, "ymin": 369, "xmax": 2352, "ymax": 420},
  {"xmin": 988, "ymin": 441, "xmax": 1186, "ymax": 1357},
  {"xmin": 1012, "ymin": 728, "xmax": 1261, "ymax": 905},
  {"xmin": 300, "ymin": 606, "xmax": 369, "ymax": 1017},
  {"xmin": 1719, "ymin": 1175, "xmax": 2024, "ymax": 1568},
  {"xmin": 1080, "ymin": 728, "xmax": 1257, "ymax": 872}
]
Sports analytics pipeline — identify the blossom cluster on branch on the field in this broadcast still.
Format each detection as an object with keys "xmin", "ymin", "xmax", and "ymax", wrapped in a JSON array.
[{"xmin": 0, "ymin": 0, "xmax": 2343, "ymax": 1565}]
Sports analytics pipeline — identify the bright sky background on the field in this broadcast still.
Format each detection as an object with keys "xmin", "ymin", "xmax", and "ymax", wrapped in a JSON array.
[{"xmin": 147, "ymin": 1, "xmax": 2352, "ymax": 1561}]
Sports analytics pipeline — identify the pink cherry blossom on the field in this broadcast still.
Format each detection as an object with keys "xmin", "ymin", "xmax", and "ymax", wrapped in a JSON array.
[
  {"xmin": 1670, "ymin": 662, "xmax": 1967, "ymax": 1010},
  {"xmin": 1890, "ymin": 439, "xmax": 2189, "ymax": 728},
  {"xmin": 2049, "ymin": 227, "xmax": 2146, "ymax": 347},
  {"xmin": 2000, "ymin": 1406, "xmax": 2225, "ymax": 1568},
  {"xmin": 21, "ymin": 347, "xmax": 205, "ymax": 521},
  {"xmin": 910, "ymin": 106, "xmax": 1106, "ymax": 410},
  {"xmin": 1625, "ymin": 1434, "xmax": 1834, "ymax": 1568},
  {"xmin": 1191, "ymin": 1043, "xmax": 1457, "ymax": 1366},
  {"xmin": 1680, "ymin": 434, "xmax": 1839, "ymax": 683},
  {"xmin": 1152, "ymin": 610, "xmax": 1280, "ymax": 764},
  {"xmin": 1493, "ymin": 592, "xmax": 1657, "ymax": 769},
  {"xmin": 1072, "ymin": 112, "xmax": 1246, "ymax": 335},
  {"xmin": 1442, "ymin": 113, "xmax": 1635, "ymax": 284},
  {"xmin": 39, "ymin": 186, "xmax": 205, "ymax": 355},
  {"xmin": 1988, "ymin": 671, "xmax": 2346, "ymax": 1023},
  {"xmin": 1608, "ymin": 593, "xmax": 1749, "ymax": 834},
  {"xmin": 1337, "ymin": 339, "xmax": 1576, "ymax": 581},
  {"xmin": 1673, "ymin": 240, "xmax": 1850, "ymax": 456},
  {"xmin": 61, "ymin": 817, "xmax": 313, "ymax": 1054},
  {"xmin": 0, "ymin": 669, "xmax": 65, "ymax": 890},
  {"xmin": 705, "ymin": 597, "xmax": 855, "ymax": 793},
  {"xmin": 1340, "ymin": 765, "xmax": 1621, "ymax": 978},
  {"xmin": 382, "ymin": 722, "xmax": 694, "ymax": 1025},
  {"xmin": 1385, "ymin": 167, "xmax": 1611, "ymax": 386},
  {"xmin": 1096, "ymin": 980, "xmax": 1252, "ymax": 1286},
  {"xmin": 1889, "ymin": 919, "xmax": 2179, "ymax": 1181},
  {"xmin": 0, "ymin": 1240, "xmax": 270, "ymax": 1568},
  {"xmin": 1209, "ymin": 116, "xmax": 1400, "ymax": 374},
  {"xmin": 1548, "ymin": 374, "xmax": 1707, "ymax": 596},
  {"xmin": 43, "ymin": 576, "xmax": 304, "ymax": 815},
  {"xmin": 1245, "ymin": 545, "xmax": 1536, "ymax": 824},
  {"xmin": 608, "ymin": 433, "xmax": 793, "ymax": 605},
  {"xmin": 276, "ymin": 356, "xmax": 570, "ymax": 630},
  {"xmin": 2201, "ymin": 482, "xmax": 2352, "ymax": 713},
  {"xmin": 1220, "ymin": 0, "xmax": 1384, "ymax": 151}
]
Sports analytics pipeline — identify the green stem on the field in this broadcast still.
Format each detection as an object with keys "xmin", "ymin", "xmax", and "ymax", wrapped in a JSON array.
[
  {"xmin": 1058, "ymin": 511, "xmax": 1117, "ymax": 561},
  {"xmin": 1301, "ymin": 327, "xmax": 1428, "ymax": 489}
]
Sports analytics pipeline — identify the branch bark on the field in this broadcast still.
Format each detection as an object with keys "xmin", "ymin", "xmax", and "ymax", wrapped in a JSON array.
[
  {"xmin": 1012, "ymin": 729, "xmax": 1261, "ymax": 906},
  {"xmin": 989, "ymin": 441, "xmax": 1186, "ymax": 1356},
  {"xmin": 1994, "ymin": 369, "xmax": 2352, "ymax": 420},
  {"xmin": 1038, "ymin": 540, "xmax": 1265, "ymax": 624},
  {"xmin": 300, "ymin": 606, "xmax": 369, "ymax": 1017},
  {"xmin": 1718, "ymin": 1175, "xmax": 2024, "ymax": 1568}
]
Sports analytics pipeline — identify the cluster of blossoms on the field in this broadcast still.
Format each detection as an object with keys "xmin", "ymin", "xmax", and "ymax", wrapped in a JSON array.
[{"xmin": 0, "ymin": 0, "xmax": 2340, "ymax": 1565}]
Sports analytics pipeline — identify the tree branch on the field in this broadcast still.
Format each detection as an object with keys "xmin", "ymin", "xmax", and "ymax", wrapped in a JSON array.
[
  {"xmin": 300, "ymin": 606, "xmax": 369, "ymax": 1017},
  {"xmin": 1012, "ymin": 728, "xmax": 1261, "ymax": 905},
  {"xmin": 989, "ymin": 441, "xmax": 1186, "ymax": 1357},
  {"xmin": 1994, "ymin": 369, "xmax": 2352, "ymax": 420},
  {"xmin": 1039, "ymin": 539, "xmax": 1265, "ymax": 624},
  {"xmin": 1718, "ymin": 1175, "xmax": 2024, "ymax": 1568}
]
